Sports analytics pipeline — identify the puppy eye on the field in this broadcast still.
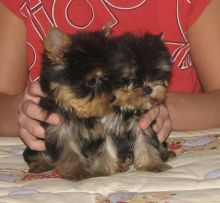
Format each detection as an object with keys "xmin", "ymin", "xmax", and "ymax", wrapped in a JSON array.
[
  {"xmin": 86, "ymin": 78, "xmax": 96, "ymax": 87},
  {"xmin": 121, "ymin": 76, "xmax": 130, "ymax": 84},
  {"xmin": 144, "ymin": 86, "xmax": 152, "ymax": 95},
  {"xmin": 121, "ymin": 76, "xmax": 137, "ymax": 85},
  {"xmin": 153, "ymin": 80, "xmax": 166, "ymax": 86}
]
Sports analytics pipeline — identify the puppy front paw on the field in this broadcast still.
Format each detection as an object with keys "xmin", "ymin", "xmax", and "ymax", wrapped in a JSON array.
[
  {"xmin": 56, "ymin": 162, "xmax": 92, "ymax": 181},
  {"xmin": 28, "ymin": 161, "xmax": 54, "ymax": 173},
  {"xmin": 134, "ymin": 160, "xmax": 172, "ymax": 172}
]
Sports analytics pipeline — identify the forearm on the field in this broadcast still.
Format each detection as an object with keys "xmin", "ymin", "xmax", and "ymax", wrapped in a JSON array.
[
  {"xmin": 0, "ymin": 93, "xmax": 23, "ymax": 137},
  {"xmin": 166, "ymin": 91, "xmax": 220, "ymax": 131},
  {"xmin": 0, "ymin": 4, "xmax": 28, "ymax": 137}
]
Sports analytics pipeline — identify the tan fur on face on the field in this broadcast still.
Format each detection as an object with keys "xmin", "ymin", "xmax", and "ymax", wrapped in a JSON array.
[
  {"xmin": 50, "ymin": 82, "xmax": 111, "ymax": 118},
  {"xmin": 149, "ymin": 83, "xmax": 167, "ymax": 107},
  {"xmin": 122, "ymin": 65, "xmax": 137, "ymax": 75},
  {"xmin": 84, "ymin": 67, "xmax": 105, "ymax": 81},
  {"xmin": 112, "ymin": 81, "xmax": 167, "ymax": 111},
  {"xmin": 113, "ymin": 86, "xmax": 144, "ymax": 110}
]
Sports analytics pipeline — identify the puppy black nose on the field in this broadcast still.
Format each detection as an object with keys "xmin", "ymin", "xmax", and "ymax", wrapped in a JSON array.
[
  {"xmin": 144, "ymin": 86, "xmax": 152, "ymax": 95},
  {"xmin": 109, "ymin": 95, "xmax": 116, "ymax": 103}
]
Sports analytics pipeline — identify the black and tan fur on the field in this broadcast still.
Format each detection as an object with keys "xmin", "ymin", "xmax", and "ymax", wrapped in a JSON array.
[
  {"xmin": 102, "ymin": 32, "xmax": 175, "ymax": 173},
  {"xmin": 23, "ymin": 27, "xmax": 116, "ymax": 180},
  {"xmin": 23, "ymin": 29, "xmax": 175, "ymax": 180}
]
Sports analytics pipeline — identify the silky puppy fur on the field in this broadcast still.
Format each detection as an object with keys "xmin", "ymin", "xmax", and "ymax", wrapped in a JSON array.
[
  {"xmin": 23, "ymin": 27, "xmax": 116, "ymax": 180},
  {"xmin": 104, "ymin": 32, "xmax": 176, "ymax": 173}
]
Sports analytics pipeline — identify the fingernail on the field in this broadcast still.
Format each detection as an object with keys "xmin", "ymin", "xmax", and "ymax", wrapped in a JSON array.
[
  {"xmin": 139, "ymin": 122, "xmax": 147, "ymax": 129},
  {"xmin": 153, "ymin": 125, "xmax": 159, "ymax": 132},
  {"xmin": 157, "ymin": 134, "xmax": 164, "ymax": 143},
  {"xmin": 47, "ymin": 114, "xmax": 60, "ymax": 125},
  {"xmin": 38, "ymin": 127, "xmax": 45, "ymax": 138}
]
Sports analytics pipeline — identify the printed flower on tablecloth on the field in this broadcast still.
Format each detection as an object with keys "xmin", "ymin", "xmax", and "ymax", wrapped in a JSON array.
[
  {"xmin": 204, "ymin": 169, "xmax": 220, "ymax": 180},
  {"xmin": 18, "ymin": 170, "xmax": 60, "ymax": 182},
  {"xmin": 0, "ymin": 168, "xmax": 26, "ymax": 183},
  {"xmin": 168, "ymin": 134, "xmax": 220, "ymax": 154},
  {"xmin": 96, "ymin": 191, "xmax": 173, "ymax": 203}
]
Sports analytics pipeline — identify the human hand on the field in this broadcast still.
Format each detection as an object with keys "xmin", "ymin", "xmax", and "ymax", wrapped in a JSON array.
[
  {"xmin": 139, "ymin": 104, "xmax": 172, "ymax": 143},
  {"xmin": 18, "ymin": 81, "xmax": 60, "ymax": 151}
]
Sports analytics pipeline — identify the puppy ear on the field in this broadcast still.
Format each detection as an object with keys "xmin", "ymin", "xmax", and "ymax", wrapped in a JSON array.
[
  {"xmin": 102, "ymin": 22, "xmax": 112, "ymax": 38},
  {"xmin": 44, "ymin": 27, "xmax": 71, "ymax": 64},
  {"xmin": 158, "ymin": 32, "xmax": 164, "ymax": 41}
]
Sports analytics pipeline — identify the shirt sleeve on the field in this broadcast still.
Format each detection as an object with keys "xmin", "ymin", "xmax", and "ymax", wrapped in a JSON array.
[
  {"xmin": 187, "ymin": 0, "xmax": 211, "ymax": 28},
  {"xmin": 0, "ymin": 0, "xmax": 27, "ymax": 21}
]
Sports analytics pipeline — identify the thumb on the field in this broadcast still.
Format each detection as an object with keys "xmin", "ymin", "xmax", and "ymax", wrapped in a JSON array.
[
  {"xmin": 139, "ymin": 106, "xmax": 160, "ymax": 129},
  {"xmin": 139, "ymin": 114, "xmax": 153, "ymax": 129}
]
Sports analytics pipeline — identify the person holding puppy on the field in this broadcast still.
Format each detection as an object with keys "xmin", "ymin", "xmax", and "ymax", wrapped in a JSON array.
[{"xmin": 0, "ymin": 0, "xmax": 220, "ymax": 152}]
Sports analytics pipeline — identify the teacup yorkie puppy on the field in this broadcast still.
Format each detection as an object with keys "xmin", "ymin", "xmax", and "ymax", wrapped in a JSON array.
[
  {"xmin": 23, "ymin": 27, "xmax": 116, "ymax": 180},
  {"xmin": 104, "ymin": 32, "xmax": 175, "ymax": 173}
]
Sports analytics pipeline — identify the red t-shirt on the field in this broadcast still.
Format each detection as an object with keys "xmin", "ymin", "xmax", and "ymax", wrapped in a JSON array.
[{"xmin": 1, "ymin": 0, "xmax": 210, "ymax": 93}]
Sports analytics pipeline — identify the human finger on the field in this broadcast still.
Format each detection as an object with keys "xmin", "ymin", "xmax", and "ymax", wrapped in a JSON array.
[
  {"xmin": 139, "ymin": 106, "xmax": 160, "ymax": 129},
  {"xmin": 152, "ymin": 105, "xmax": 169, "ymax": 133},
  {"xmin": 20, "ymin": 128, "xmax": 46, "ymax": 151},
  {"xmin": 26, "ymin": 81, "xmax": 46, "ymax": 98},
  {"xmin": 157, "ymin": 119, "xmax": 172, "ymax": 143},
  {"xmin": 21, "ymin": 99, "xmax": 60, "ymax": 125},
  {"xmin": 45, "ymin": 112, "xmax": 61, "ymax": 126},
  {"xmin": 21, "ymin": 99, "xmax": 48, "ymax": 120},
  {"xmin": 18, "ymin": 112, "xmax": 45, "ymax": 139}
]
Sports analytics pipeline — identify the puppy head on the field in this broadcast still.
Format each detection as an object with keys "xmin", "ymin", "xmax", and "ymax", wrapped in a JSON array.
[
  {"xmin": 40, "ymin": 27, "xmax": 114, "ymax": 118},
  {"xmin": 108, "ymin": 32, "xmax": 172, "ymax": 113}
]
